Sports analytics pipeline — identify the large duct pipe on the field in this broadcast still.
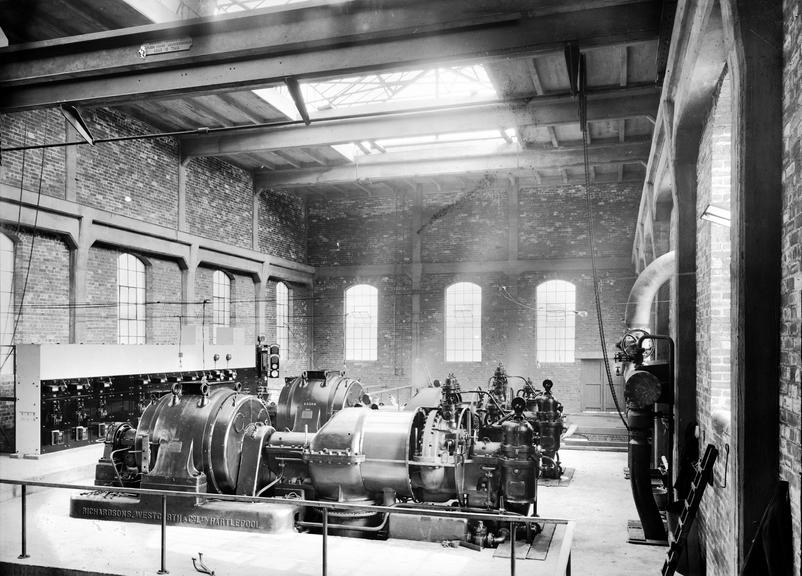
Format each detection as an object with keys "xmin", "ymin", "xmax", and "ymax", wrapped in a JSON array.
[
  {"xmin": 623, "ymin": 250, "xmax": 675, "ymax": 543},
  {"xmin": 625, "ymin": 251, "xmax": 676, "ymax": 330},
  {"xmin": 626, "ymin": 372, "xmax": 667, "ymax": 541}
]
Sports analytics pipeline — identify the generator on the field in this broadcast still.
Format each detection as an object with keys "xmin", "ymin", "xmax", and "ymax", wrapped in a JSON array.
[{"xmin": 72, "ymin": 365, "xmax": 567, "ymax": 549}]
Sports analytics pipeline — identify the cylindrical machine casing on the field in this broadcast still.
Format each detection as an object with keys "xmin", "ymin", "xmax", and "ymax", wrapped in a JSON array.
[
  {"xmin": 502, "ymin": 419, "xmax": 533, "ymax": 457},
  {"xmin": 501, "ymin": 456, "xmax": 537, "ymax": 505},
  {"xmin": 305, "ymin": 407, "xmax": 419, "ymax": 501},
  {"xmin": 275, "ymin": 371, "xmax": 363, "ymax": 432},
  {"xmin": 138, "ymin": 387, "xmax": 269, "ymax": 493},
  {"xmin": 537, "ymin": 421, "xmax": 563, "ymax": 453}
]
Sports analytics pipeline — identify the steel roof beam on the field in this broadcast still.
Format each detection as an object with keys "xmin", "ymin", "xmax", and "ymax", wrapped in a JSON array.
[
  {"xmin": 254, "ymin": 140, "xmax": 650, "ymax": 188},
  {"xmin": 0, "ymin": 0, "xmax": 660, "ymax": 111},
  {"xmin": 181, "ymin": 85, "xmax": 659, "ymax": 157}
]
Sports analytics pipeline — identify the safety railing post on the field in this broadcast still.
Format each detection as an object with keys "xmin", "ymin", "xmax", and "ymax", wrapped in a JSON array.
[
  {"xmin": 509, "ymin": 521, "xmax": 515, "ymax": 576},
  {"xmin": 322, "ymin": 507, "xmax": 328, "ymax": 576},
  {"xmin": 18, "ymin": 484, "xmax": 29, "ymax": 559},
  {"xmin": 157, "ymin": 494, "xmax": 168, "ymax": 574}
]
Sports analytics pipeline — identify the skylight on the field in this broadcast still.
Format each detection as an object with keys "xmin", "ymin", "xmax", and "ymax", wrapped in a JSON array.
[
  {"xmin": 214, "ymin": 0, "xmax": 308, "ymax": 14},
  {"xmin": 345, "ymin": 129, "xmax": 519, "ymax": 158},
  {"xmin": 252, "ymin": 64, "xmax": 503, "ymax": 161},
  {"xmin": 254, "ymin": 65, "xmax": 497, "ymax": 117}
]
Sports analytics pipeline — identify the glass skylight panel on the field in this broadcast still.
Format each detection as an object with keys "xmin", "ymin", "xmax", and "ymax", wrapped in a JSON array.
[
  {"xmin": 215, "ymin": 0, "xmax": 308, "ymax": 14},
  {"xmin": 355, "ymin": 129, "xmax": 517, "ymax": 156},
  {"xmin": 251, "ymin": 64, "xmax": 504, "ymax": 161},
  {"xmin": 254, "ymin": 65, "xmax": 496, "ymax": 119}
]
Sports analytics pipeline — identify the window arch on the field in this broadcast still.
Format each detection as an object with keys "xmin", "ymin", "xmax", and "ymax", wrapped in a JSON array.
[
  {"xmin": 0, "ymin": 233, "xmax": 14, "ymax": 375},
  {"xmin": 536, "ymin": 280, "xmax": 576, "ymax": 363},
  {"xmin": 276, "ymin": 282, "xmax": 289, "ymax": 356},
  {"xmin": 117, "ymin": 253, "xmax": 146, "ymax": 344},
  {"xmin": 445, "ymin": 282, "xmax": 481, "ymax": 362},
  {"xmin": 344, "ymin": 284, "xmax": 377, "ymax": 361},
  {"xmin": 212, "ymin": 270, "xmax": 231, "ymax": 327}
]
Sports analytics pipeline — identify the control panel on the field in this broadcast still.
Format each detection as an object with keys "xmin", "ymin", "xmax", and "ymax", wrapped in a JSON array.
[
  {"xmin": 11, "ymin": 344, "xmax": 263, "ymax": 457},
  {"xmin": 39, "ymin": 368, "xmax": 261, "ymax": 453}
]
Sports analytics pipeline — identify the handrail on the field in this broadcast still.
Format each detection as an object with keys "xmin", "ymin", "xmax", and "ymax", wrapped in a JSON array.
[
  {"xmin": 0, "ymin": 477, "xmax": 571, "ymax": 576},
  {"xmin": 0, "ymin": 478, "xmax": 553, "ymax": 524}
]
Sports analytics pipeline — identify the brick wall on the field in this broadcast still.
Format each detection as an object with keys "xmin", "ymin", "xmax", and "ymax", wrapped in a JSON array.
[
  {"xmin": 147, "ymin": 257, "xmax": 182, "ymax": 344},
  {"xmin": 307, "ymin": 180, "xmax": 639, "ymax": 266},
  {"xmin": 308, "ymin": 188, "xmax": 410, "ymax": 266},
  {"xmin": 78, "ymin": 109, "xmax": 179, "ymax": 226},
  {"xmin": 421, "ymin": 180, "xmax": 507, "ymax": 263},
  {"xmin": 311, "ymin": 268, "xmax": 632, "ymax": 412},
  {"xmin": 0, "ymin": 109, "xmax": 67, "ymax": 199},
  {"xmin": 308, "ymin": 181, "xmax": 638, "ymax": 413},
  {"xmin": 194, "ymin": 266, "xmax": 215, "ymax": 333},
  {"xmin": 84, "ymin": 246, "xmax": 183, "ymax": 345},
  {"xmin": 232, "ymin": 271, "xmax": 255, "ymax": 344},
  {"xmin": 781, "ymin": 0, "xmax": 802, "ymax": 572},
  {"xmin": 313, "ymin": 274, "xmax": 413, "ymax": 396},
  {"xmin": 7, "ymin": 230, "xmax": 71, "ymax": 343},
  {"xmin": 695, "ymin": 71, "xmax": 735, "ymax": 576},
  {"xmin": 0, "ymin": 104, "xmax": 309, "ymax": 355},
  {"xmin": 193, "ymin": 266, "xmax": 259, "ymax": 343},
  {"xmin": 519, "ymin": 183, "xmax": 641, "ymax": 260},
  {"xmin": 186, "ymin": 156, "xmax": 252, "ymax": 248},
  {"xmin": 260, "ymin": 189, "xmax": 307, "ymax": 262},
  {"xmin": 84, "ymin": 245, "xmax": 118, "ymax": 343},
  {"xmin": 265, "ymin": 279, "xmax": 313, "ymax": 382}
]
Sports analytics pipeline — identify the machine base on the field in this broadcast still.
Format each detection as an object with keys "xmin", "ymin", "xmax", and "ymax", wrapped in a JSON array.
[
  {"xmin": 626, "ymin": 519, "xmax": 669, "ymax": 546},
  {"xmin": 70, "ymin": 492, "xmax": 298, "ymax": 533}
]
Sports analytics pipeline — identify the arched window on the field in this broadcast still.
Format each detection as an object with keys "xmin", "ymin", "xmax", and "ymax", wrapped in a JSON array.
[
  {"xmin": 445, "ymin": 282, "xmax": 481, "ymax": 362},
  {"xmin": 536, "ymin": 280, "xmax": 576, "ymax": 363},
  {"xmin": 0, "ymin": 233, "xmax": 14, "ymax": 375},
  {"xmin": 117, "ymin": 253, "xmax": 146, "ymax": 344},
  {"xmin": 213, "ymin": 270, "xmax": 231, "ymax": 327},
  {"xmin": 344, "ymin": 284, "xmax": 377, "ymax": 361},
  {"xmin": 276, "ymin": 282, "xmax": 289, "ymax": 357}
]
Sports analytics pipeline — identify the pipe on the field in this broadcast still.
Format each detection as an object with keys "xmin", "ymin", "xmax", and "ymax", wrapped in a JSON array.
[
  {"xmin": 625, "ymin": 250, "xmax": 675, "ymax": 330},
  {"xmin": 158, "ymin": 494, "xmax": 168, "ymax": 574},
  {"xmin": 297, "ymin": 512, "xmax": 390, "ymax": 533},
  {"xmin": 628, "ymin": 408, "xmax": 667, "ymax": 541},
  {"xmin": 18, "ymin": 484, "xmax": 29, "ymax": 559}
]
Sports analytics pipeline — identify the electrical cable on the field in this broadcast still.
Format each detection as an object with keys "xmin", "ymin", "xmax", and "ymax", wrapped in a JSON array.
[
  {"xmin": 1, "ymin": 124, "xmax": 26, "ymax": 348},
  {"xmin": 0, "ymin": 138, "xmax": 47, "ymax": 373},
  {"xmin": 577, "ymin": 53, "xmax": 629, "ymax": 431}
]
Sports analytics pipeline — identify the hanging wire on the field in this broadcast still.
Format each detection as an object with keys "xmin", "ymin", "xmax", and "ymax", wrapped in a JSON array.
[
  {"xmin": 0, "ymin": 128, "xmax": 47, "ymax": 373},
  {"xmin": 577, "ymin": 53, "xmax": 629, "ymax": 431}
]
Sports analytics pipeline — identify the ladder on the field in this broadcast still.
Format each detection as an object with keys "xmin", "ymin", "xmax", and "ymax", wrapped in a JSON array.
[{"xmin": 661, "ymin": 443, "xmax": 719, "ymax": 576}]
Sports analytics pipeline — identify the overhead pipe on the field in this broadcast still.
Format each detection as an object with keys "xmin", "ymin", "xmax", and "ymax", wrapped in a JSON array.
[{"xmin": 625, "ymin": 250, "xmax": 676, "ymax": 331}]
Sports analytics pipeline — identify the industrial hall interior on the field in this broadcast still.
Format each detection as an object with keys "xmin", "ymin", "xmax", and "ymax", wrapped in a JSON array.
[{"xmin": 0, "ymin": 0, "xmax": 799, "ymax": 575}]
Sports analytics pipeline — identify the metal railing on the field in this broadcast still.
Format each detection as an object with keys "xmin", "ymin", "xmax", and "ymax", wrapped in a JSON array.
[{"xmin": 0, "ymin": 477, "xmax": 571, "ymax": 576}]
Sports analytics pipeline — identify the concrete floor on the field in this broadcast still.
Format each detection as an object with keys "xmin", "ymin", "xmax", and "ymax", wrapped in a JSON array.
[
  {"xmin": 0, "ymin": 448, "xmax": 667, "ymax": 575},
  {"xmin": 538, "ymin": 450, "xmax": 667, "ymax": 575}
]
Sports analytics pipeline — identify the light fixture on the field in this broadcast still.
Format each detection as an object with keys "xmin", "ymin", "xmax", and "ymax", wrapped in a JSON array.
[
  {"xmin": 700, "ymin": 204, "xmax": 731, "ymax": 227},
  {"xmin": 124, "ymin": 196, "xmax": 132, "ymax": 203},
  {"xmin": 60, "ymin": 105, "xmax": 94, "ymax": 145}
]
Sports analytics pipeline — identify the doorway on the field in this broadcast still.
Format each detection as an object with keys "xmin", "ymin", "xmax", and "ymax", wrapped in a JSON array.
[{"xmin": 581, "ymin": 359, "xmax": 624, "ymax": 412}]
